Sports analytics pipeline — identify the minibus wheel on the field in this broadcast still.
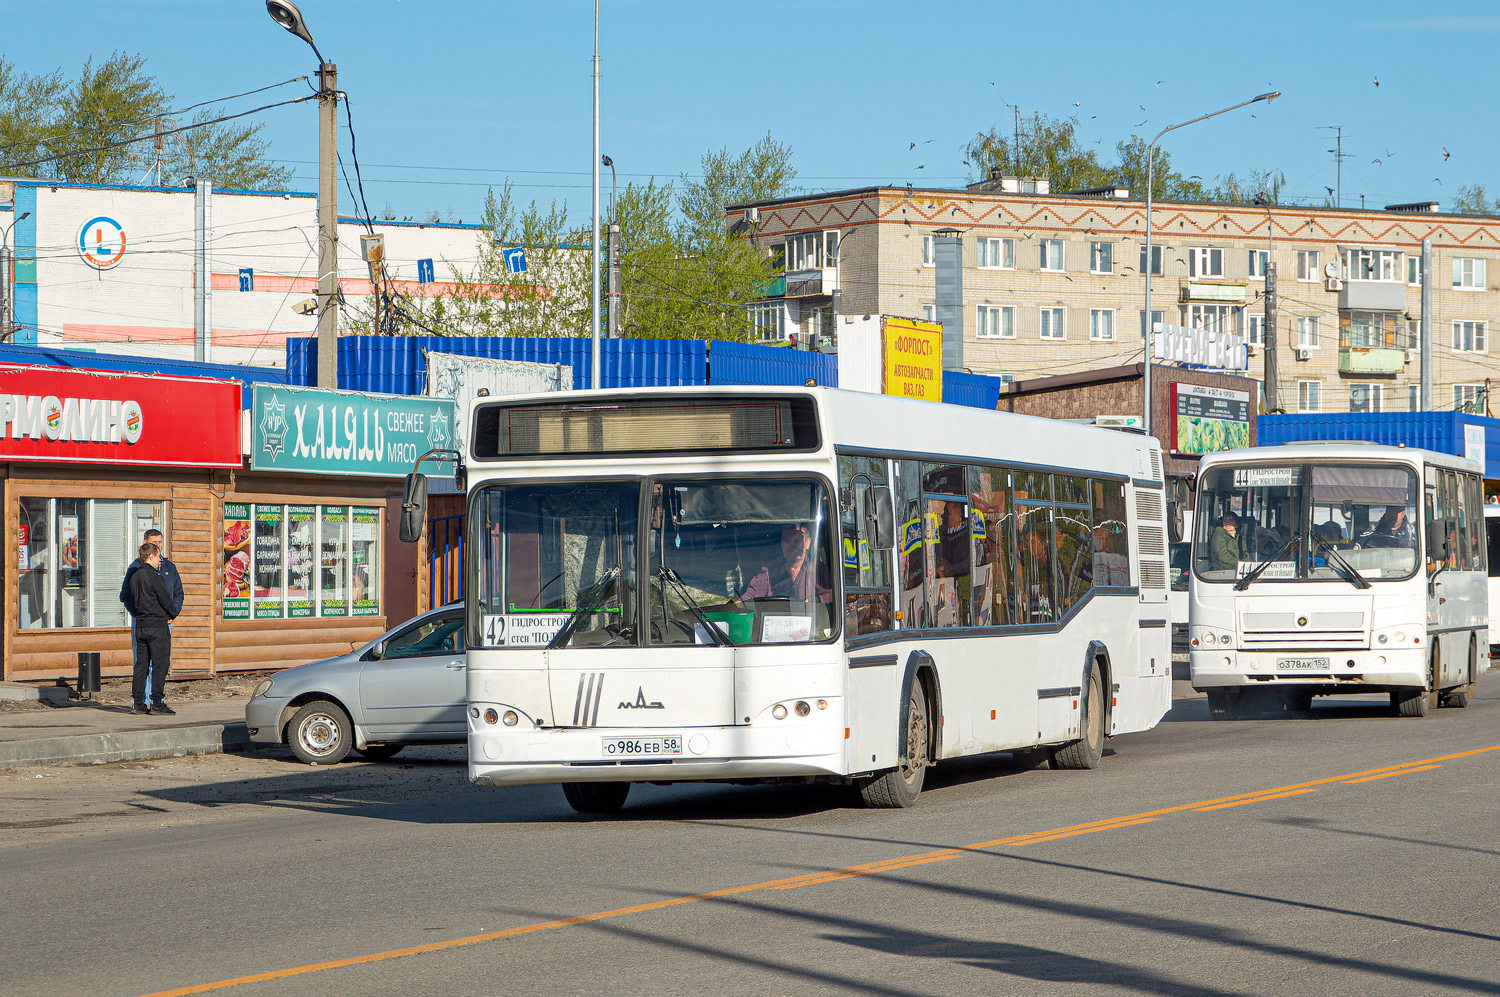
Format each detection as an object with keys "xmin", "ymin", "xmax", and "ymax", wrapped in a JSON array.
[
  {"xmin": 1206, "ymin": 689, "xmax": 1238, "ymax": 720},
  {"xmin": 1394, "ymin": 649, "xmax": 1435, "ymax": 717},
  {"xmin": 1442, "ymin": 637, "xmax": 1476, "ymax": 709}
]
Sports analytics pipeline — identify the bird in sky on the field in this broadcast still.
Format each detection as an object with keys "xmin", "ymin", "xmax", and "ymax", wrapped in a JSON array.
[
  {"xmin": 910, "ymin": 141, "xmax": 915, "ymax": 149},
  {"xmin": 1155, "ymin": 80, "xmax": 1166, "ymax": 87},
  {"xmin": 1433, "ymin": 178, "xmax": 1443, "ymax": 185},
  {"xmin": 1138, "ymin": 104, "xmax": 1147, "ymax": 111},
  {"xmin": 1372, "ymin": 158, "xmax": 1382, "ymax": 165},
  {"xmin": 1074, "ymin": 100, "xmax": 1081, "ymax": 107},
  {"xmin": 1385, "ymin": 147, "xmax": 1395, "ymax": 157},
  {"xmin": 1373, "ymin": 75, "xmax": 1380, "ymax": 87},
  {"xmin": 1443, "ymin": 147, "xmax": 1450, "ymax": 161},
  {"xmin": 915, "ymin": 165, "xmax": 926, "ymax": 170},
  {"xmin": 1090, "ymin": 115, "xmax": 1097, "ymax": 119},
  {"xmin": 1325, "ymin": 186, "xmax": 1336, "ymax": 196},
  {"xmin": 1135, "ymin": 119, "xmax": 1148, "ymax": 127}
]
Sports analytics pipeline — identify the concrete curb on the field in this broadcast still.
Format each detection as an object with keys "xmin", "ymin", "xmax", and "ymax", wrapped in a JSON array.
[{"xmin": 0, "ymin": 722, "xmax": 256, "ymax": 768}]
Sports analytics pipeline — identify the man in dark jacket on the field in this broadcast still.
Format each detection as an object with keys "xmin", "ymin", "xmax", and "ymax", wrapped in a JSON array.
[
  {"xmin": 121, "ymin": 529, "xmax": 182, "ymax": 704},
  {"xmin": 128, "ymin": 542, "xmax": 177, "ymax": 715}
]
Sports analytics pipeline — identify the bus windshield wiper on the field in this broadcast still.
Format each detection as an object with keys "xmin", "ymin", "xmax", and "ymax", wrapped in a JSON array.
[
  {"xmin": 1313, "ymin": 534, "xmax": 1372, "ymax": 589},
  {"xmin": 546, "ymin": 566, "xmax": 619, "ymax": 649},
  {"xmin": 1233, "ymin": 531, "xmax": 1301, "ymax": 591},
  {"xmin": 658, "ymin": 566, "xmax": 730, "ymax": 646}
]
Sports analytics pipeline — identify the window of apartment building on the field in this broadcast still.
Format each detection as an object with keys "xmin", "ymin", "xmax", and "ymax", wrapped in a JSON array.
[
  {"xmin": 977, "ymin": 237, "xmax": 1014, "ymax": 269},
  {"xmin": 769, "ymin": 243, "xmax": 786, "ymax": 270},
  {"xmin": 1188, "ymin": 247, "xmax": 1224, "ymax": 278},
  {"xmin": 1453, "ymin": 257, "xmax": 1487, "ymax": 289},
  {"xmin": 1296, "ymin": 249, "xmax": 1320, "ymax": 282},
  {"xmin": 747, "ymin": 301, "xmax": 785, "ymax": 342},
  {"xmin": 1189, "ymin": 303, "xmax": 1237, "ymax": 334},
  {"xmin": 1344, "ymin": 310, "xmax": 1403, "ymax": 349},
  {"xmin": 1090, "ymin": 242, "xmax": 1113, "ymax": 274},
  {"xmin": 1090, "ymin": 309, "xmax": 1115, "ymax": 341},
  {"xmin": 1248, "ymin": 249, "xmax": 1269, "ymax": 279},
  {"xmin": 1248, "ymin": 315, "xmax": 1264, "ymax": 345},
  {"xmin": 921, "ymin": 304, "xmax": 934, "ymax": 322},
  {"xmin": 1139, "ymin": 309, "xmax": 1164, "ymax": 338},
  {"xmin": 1410, "ymin": 384, "xmax": 1420, "ymax": 412},
  {"xmin": 977, "ymin": 305, "xmax": 1015, "ymax": 339},
  {"xmin": 1040, "ymin": 307, "xmax": 1066, "ymax": 340},
  {"xmin": 1349, "ymin": 383, "xmax": 1382, "ymax": 413},
  {"xmin": 1344, "ymin": 248, "xmax": 1401, "ymax": 282},
  {"xmin": 1296, "ymin": 316, "xmax": 1319, "ymax": 348},
  {"xmin": 19, "ymin": 498, "xmax": 169, "ymax": 630},
  {"xmin": 1139, "ymin": 244, "xmax": 1164, "ymax": 276},
  {"xmin": 824, "ymin": 231, "xmax": 839, "ymax": 269},
  {"xmin": 922, "ymin": 235, "xmax": 934, "ymax": 267},
  {"xmin": 785, "ymin": 232, "xmax": 823, "ymax": 271},
  {"xmin": 1453, "ymin": 320, "xmax": 1487, "ymax": 353},
  {"xmin": 1455, "ymin": 384, "xmax": 1488, "ymax": 414},
  {"xmin": 1039, "ymin": 239, "xmax": 1064, "ymax": 271},
  {"xmin": 1407, "ymin": 255, "xmax": 1423, "ymax": 286},
  {"xmin": 998, "ymin": 374, "xmax": 1016, "ymax": 388},
  {"xmin": 1298, "ymin": 381, "xmax": 1321, "ymax": 412}
]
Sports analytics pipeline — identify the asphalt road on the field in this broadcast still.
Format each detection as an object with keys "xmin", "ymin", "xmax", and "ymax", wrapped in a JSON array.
[{"xmin": 4, "ymin": 681, "xmax": 1500, "ymax": 997}]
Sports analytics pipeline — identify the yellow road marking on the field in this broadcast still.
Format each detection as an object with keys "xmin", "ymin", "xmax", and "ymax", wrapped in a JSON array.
[
  {"xmin": 137, "ymin": 743, "xmax": 1500, "ymax": 997},
  {"xmin": 1345, "ymin": 763, "xmax": 1442, "ymax": 784},
  {"xmin": 1195, "ymin": 787, "xmax": 1320, "ymax": 811}
]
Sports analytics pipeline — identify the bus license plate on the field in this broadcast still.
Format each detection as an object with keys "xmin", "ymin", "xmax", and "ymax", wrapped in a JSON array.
[
  {"xmin": 601, "ymin": 735, "xmax": 683, "ymax": 757},
  {"xmin": 1276, "ymin": 656, "xmax": 1330, "ymax": 672}
]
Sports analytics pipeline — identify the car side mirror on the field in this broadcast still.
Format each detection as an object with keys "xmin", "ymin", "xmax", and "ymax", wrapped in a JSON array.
[
  {"xmin": 866, "ymin": 487, "xmax": 894, "ymax": 551},
  {"xmin": 369, "ymin": 639, "xmax": 386, "ymax": 660},
  {"xmin": 399, "ymin": 473, "xmax": 427, "ymax": 544}
]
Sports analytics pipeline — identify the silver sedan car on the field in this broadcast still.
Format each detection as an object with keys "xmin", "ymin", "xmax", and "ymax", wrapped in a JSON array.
[{"xmin": 245, "ymin": 603, "xmax": 467, "ymax": 764}]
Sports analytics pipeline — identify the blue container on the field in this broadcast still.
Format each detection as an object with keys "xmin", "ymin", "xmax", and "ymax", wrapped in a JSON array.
[
  {"xmin": 705, "ymin": 340, "xmax": 837, "ymax": 387},
  {"xmin": 0, "ymin": 343, "xmax": 285, "ymax": 407},
  {"xmin": 1258, "ymin": 411, "xmax": 1500, "ymax": 479},
  {"xmin": 942, "ymin": 369, "xmax": 1003, "ymax": 410}
]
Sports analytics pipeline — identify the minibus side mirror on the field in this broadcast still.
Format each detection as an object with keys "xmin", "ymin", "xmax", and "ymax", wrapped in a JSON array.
[
  {"xmin": 867, "ymin": 488, "xmax": 894, "ymax": 550},
  {"xmin": 399, "ymin": 473, "xmax": 427, "ymax": 544},
  {"xmin": 1426, "ymin": 520, "xmax": 1447, "ymax": 563}
]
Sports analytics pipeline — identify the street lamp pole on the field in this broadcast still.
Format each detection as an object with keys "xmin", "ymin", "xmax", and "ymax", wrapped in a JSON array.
[
  {"xmin": 267, "ymin": 0, "xmax": 338, "ymax": 390},
  {"xmin": 590, "ymin": 0, "xmax": 602, "ymax": 389},
  {"xmin": 1143, "ymin": 91, "xmax": 1280, "ymax": 434},
  {"xmin": 0, "ymin": 210, "xmax": 30, "ymax": 343},
  {"xmin": 1255, "ymin": 191, "xmax": 1280, "ymax": 412}
]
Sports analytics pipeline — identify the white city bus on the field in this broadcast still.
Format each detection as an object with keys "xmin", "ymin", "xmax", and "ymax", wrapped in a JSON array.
[
  {"xmin": 1190, "ymin": 443, "xmax": 1488, "ymax": 718},
  {"xmin": 425, "ymin": 386, "xmax": 1171, "ymax": 811}
]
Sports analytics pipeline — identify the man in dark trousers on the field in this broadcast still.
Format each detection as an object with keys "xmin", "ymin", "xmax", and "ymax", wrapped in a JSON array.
[
  {"xmin": 121, "ymin": 528, "xmax": 183, "ymax": 706},
  {"xmin": 128, "ymin": 542, "xmax": 177, "ymax": 715}
]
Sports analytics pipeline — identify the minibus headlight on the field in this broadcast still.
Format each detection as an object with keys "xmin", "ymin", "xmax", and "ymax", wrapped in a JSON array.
[
  {"xmin": 1378, "ymin": 633, "xmax": 1388, "ymax": 644},
  {"xmin": 1203, "ymin": 632, "xmax": 1216, "ymax": 645},
  {"xmin": 1218, "ymin": 633, "xmax": 1232, "ymax": 647},
  {"xmin": 502, "ymin": 710, "xmax": 519, "ymax": 726}
]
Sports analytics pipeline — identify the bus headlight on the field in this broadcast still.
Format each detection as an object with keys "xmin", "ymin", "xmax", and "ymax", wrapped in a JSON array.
[
  {"xmin": 772, "ymin": 704, "xmax": 788, "ymax": 720},
  {"xmin": 484, "ymin": 709, "xmax": 499, "ymax": 724}
]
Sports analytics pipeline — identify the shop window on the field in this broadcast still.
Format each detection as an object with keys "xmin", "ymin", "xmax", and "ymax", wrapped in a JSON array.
[
  {"xmin": 221, "ymin": 503, "xmax": 381, "ymax": 620},
  {"xmin": 18, "ymin": 498, "xmax": 168, "ymax": 630}
]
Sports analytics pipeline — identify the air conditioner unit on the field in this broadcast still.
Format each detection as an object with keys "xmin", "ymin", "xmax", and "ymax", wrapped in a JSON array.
[
  {"xmin": 1294, "ymin": 347, "xmax": 1312, "ymax": 361},
  {"xmin": 1324, "ymin": 277, "xmax": 1342, "ymax": 292},
  {"xmin": 744, "ymin": 206, "xmax": 759, "ymax": 225},
  {"xmin": 1096, "ymin": 415, "xmax": 1131, "ymax": 427},
  {"xmin": 1405, "ymin": 348, "xmax": 1417, "ymax": 363}
]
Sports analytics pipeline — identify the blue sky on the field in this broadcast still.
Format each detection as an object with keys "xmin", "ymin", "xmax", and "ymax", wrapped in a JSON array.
[{"xmin": 3, "ymin": 1, "xmax": 1493, "ymax": 224}]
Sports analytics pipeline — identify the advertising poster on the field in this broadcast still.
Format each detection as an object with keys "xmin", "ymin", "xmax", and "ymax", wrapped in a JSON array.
[
  {"xmin": 221, "ymin": 503, "xmax": 251, "ymax": 619},
  {"xmin": 286, "ymin": 506, "xmax": 317, "ymax": 618},
  {"xmin": 253, "ymin": 505, "xmax": 285, "ymax": 619},
  {"xmin": 320, "ymin": 507, "xmax": 349, "ymax": 617},
  {"xmin": 880, "ymin": 317, "xmax": 944, "ymax": 403},
  {"xmin": 351, "ymin": 507, "xmax": 381, "ymax": 616},
  {"xmin": 59, "ymin": 516, "xmax": 79, "ymax": 569},
  {"xmin": 1172, "ymin": 383, "xmax": 1251, "ymax": 455},
  {"xmin": 250, "ymin": 385, "xmax": 455, "ymax": 478}
]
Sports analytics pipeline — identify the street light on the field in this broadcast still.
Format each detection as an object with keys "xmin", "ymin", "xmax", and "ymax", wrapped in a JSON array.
[
  {"xmin": 1143, "ymin": 91, "xmax": 1280, "ymax": 434},
  {"xmin": 601, "ymin": 154, "xmax": 621, "ymax": 339},
  {"xmin": 1253, "ymin": 190, "xmax": 1279, "ymax": 412},
  {"xmin": 0, "ymin": 210, "xmax": 30, "ymax": 342},
  {"xmin": 267, "ymin": 0, "xmax": 339, "ymax": 390}
]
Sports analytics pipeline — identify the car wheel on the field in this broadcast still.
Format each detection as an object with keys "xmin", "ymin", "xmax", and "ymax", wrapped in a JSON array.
[
  {"xmin": 287, "ymin": 700, "xmax": 353, "ymax": 764},
  {"xmin": 355, "ymin": 743, "xmax": 405, "ymax": 761},
  {"xmin": 562, "ymin": 782, "xmax": 631, "ymax": 814}
]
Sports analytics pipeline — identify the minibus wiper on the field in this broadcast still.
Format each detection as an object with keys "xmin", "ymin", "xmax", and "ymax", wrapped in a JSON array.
[
  {"xmin": 1232, "ymin": 531, "xmax": 1301, "ymax": 591},
  {"xmin": 658, "ymin": 566, "xmax": 730, "ymax": 646},
  {"xmin": 546, "ymin": 566, "xmax": 620, "ymax": 649},
  {"xmin": 1313, "ymin": 534, "xmax": 1371, "ymax": 590}
]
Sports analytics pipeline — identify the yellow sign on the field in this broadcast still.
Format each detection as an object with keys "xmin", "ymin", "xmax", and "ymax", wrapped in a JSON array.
[{"xmin": 881, "ymin": 317, "xmax": 944, "ymax": 402}]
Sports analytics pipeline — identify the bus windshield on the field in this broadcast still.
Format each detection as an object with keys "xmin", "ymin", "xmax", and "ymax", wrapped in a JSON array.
[
  {"xmin": 470, "ymin": 477, "xmax": 835, "ymax": 648},
  {"xmin": 1194, "ymin": 462, "xmax": 1420, "ymax": 583}
]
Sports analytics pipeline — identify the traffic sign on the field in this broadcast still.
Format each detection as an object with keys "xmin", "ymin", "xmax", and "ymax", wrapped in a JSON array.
[
  {"xmin": 238, "ymin": 268, "xmax": 254, "ymax": 292},
  {"xmin": 503, "ymin": 247, "xmax": 528, "ymax": 274},
  {"xmin": 417, "ymin": 258, "xmax": 435, "ymax": 284}
]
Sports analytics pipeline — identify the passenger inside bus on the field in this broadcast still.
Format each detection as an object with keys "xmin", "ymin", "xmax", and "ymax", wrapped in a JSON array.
[{"xmin": 1209, "ymin": 513, "xmax": 1240, "ymax": 570}]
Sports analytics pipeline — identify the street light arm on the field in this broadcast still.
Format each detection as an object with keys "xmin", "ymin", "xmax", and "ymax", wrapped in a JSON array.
[{"xmin": 1148, "ymin": 92, "xmax": 1280, "ymax": 155}]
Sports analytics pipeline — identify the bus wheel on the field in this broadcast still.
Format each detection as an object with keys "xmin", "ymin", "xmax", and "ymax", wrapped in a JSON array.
[
  {"xmin": 1206, "ymin": 689, "xmax": 1237, "ymax": 721},
  {"xmin": 562, "ymin": 781, "xmax": 631, "ymax": 814},
  {"xmin": 1283, "ymin": 689, "xmax": 1314, "ymax": 714},
  {"xmin": 1394, "ymin": 650, "xmax": 1435, "ymax": 717},
  {"xmin": 859, "ymin": 682, "xmax": 929, "ymax": 808},
  {"xmin": 1054, "ymin": 661, "xmax": 1105, "ymax": 770},
  {"xmin": 1443, "ymin": 638, "xmax": 1476, "ymax": 709}
]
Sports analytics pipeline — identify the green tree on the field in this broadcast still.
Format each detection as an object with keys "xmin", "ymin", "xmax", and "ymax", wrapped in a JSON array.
[
  {"xmin": 1451, "ymin": 184, "xmax": 1498, "ymax": 215},
  {"xmin": 678, "ymin": 133, "xmax": 797, "ymax": 247},
  {"xmin": 0, "ymin": 52, "xmax": 290, "ymax": 189},
  {"xmin": 964, "ymin": 113, "xmax": 1112, "ymax": 192}
]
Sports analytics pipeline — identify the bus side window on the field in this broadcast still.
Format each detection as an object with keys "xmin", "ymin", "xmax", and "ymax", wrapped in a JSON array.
[
  {"xmin": 1471, "ymin": 476, "xmax": 1487, "ymax": 572},
  {"xmin": 1092, "ymin": 479, "xmax": 1130, "ymax": 587},
  {"xmin": 896, "ymin": 460, "xmax": 927, "ymax": 628},
  {"xmin": 1456, "ymin": 471, "xmax": 1472, "ymax": 571},
  {"xmin": 1014, "ymin": 471, "xmax": 1055, "ymax": 624},
  {"xmin": 1443, "ymin": 470, "xmax": 1461, "ymax": 570},
  {"xmin": 838, "ymin": 455, "xmax": 894, "ymax": 635},
  {"xmin": 1055, "ymin": 475, "xmax": 1092, "ymax": 613},
  {"xmin": 921, "ymin": 463, "xmax": 971, "ymax": 629},
  {"xmin": 970, "ymin": 465, "xmax": 1016, "ymax": 626}
]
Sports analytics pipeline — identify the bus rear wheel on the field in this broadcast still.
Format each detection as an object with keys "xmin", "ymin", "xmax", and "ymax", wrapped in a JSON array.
[
  {"xmin": 1054, "ymin": 662, "xmax": 1105, "ymax": 770},
  {"xmin": 562, "ymin": 781, "xmax": 631, "ymax": 814},
  {"xmin": 859, "ymin": 682, "xmax": 929, "ymax": 808}
]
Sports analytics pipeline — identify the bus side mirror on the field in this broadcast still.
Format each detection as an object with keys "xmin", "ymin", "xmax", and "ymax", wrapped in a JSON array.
[
  {"xmin": 399, "ymin": 473, "xmax": 427, "ymax": 544},
  {"xmin": 867, "ymin": 488, "xmax": 894, "ymax": 550}
]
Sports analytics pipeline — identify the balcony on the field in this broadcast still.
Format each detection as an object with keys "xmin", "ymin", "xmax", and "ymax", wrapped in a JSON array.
[
  {"xmin": 1338, "ymin": 312, "xmax": 1413, "ymax": 375},
  {"xmin": 784, "ymin": 266, "xmax": 838, "ymax": 299},
  {"xmin": 1338, "ymin": 347, "xmax": 1407, "ymax": 375},
  {"xmin": 1338, "ymin": 280, "xmax": 1407, "ymax": 311},
  {"xmin": 1179, "ymin": 280, "xmax": 1246, "ymax": 303}
]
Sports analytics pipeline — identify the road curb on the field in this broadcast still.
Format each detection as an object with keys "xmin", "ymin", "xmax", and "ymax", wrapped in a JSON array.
[{"xmin": 0, "ymin": 722, "xmax": 256, "ymax": 768}]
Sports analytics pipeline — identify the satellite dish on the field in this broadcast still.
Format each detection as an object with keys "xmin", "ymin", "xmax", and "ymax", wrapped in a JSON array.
[{"xmin": 1323, "ymin": 261, "xmax": 1341, "ymax": 279}]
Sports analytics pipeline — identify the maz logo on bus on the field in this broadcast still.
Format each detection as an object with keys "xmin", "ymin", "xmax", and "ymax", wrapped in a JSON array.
[{"xmin": 619, "ymin": 687, "xmax": 665, "ymax": 710}]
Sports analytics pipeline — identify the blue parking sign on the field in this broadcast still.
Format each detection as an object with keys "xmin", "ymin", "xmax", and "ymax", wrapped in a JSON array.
[
  {"xmin": 416, "ymin": 258, "xmax": 434, "ymax": 284},
  {"xmin": 238, "ymin": 267, "xmax": 254, "ymax": 292},
  {"xmin": 503, "ymin": 247, "xmax": 528, "ymax": 274}
]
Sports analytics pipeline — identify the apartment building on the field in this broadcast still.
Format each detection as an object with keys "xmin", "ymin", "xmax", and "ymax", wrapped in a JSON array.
[{"xmin": 733, "ymin": 180, "xmax": 1500, "ymax": 414}]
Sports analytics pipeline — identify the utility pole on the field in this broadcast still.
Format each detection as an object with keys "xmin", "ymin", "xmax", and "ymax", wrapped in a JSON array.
[
  {"xmin": 589, "ymin": 0, "xmax": 602, "ymax": 388},
  {"xmin": 1323, "ymin": 125, "xmax": 1350, "ymax": 209},
  {"xmin": 316, "ymin": 60, "xmax": 338, "ymax": 389},
  {"xmin": 194, "ymin": 180, "xmax": 212, "ymax": 362},
  {"xmin": 1264, "ymin": 262, "xmax": 1279, "ymax": 412},
  {"xmin": 607, "ymin": 222, "xmax": 621, "ymax": 338},
  {"xmin": 1420, "ymin": 238, "xmax": 1433, "ymax": 410}
]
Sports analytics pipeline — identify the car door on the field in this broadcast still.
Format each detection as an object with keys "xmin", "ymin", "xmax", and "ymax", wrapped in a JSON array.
[{"xmin": 358, "ymin": 610, "xmax": 467, "ymax": 739}]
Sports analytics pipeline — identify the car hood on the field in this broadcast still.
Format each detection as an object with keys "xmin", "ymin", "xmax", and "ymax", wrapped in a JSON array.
[{"xmin": 265, "ymin": 649, "xmax": 368, "ymax": 695}]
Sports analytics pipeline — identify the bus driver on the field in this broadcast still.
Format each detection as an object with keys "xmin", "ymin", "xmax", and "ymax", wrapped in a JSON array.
[{"xmin": 740, "ymin": 523, "xmax": 832, "ymax": 603}]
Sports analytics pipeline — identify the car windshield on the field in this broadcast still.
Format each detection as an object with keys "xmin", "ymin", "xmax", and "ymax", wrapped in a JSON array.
[
  {"xmin": 1194, "ymin": 462, "xmax": 1419, "ymax": 583},
  {"xmin": 468, "ymin": 477, "xmax": 835, "ymax": 647}
]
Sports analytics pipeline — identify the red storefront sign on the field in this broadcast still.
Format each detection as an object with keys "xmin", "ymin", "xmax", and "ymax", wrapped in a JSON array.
[{"xmin": 0, "ymin": 366, "xmax": 242, "ymax": 467}]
